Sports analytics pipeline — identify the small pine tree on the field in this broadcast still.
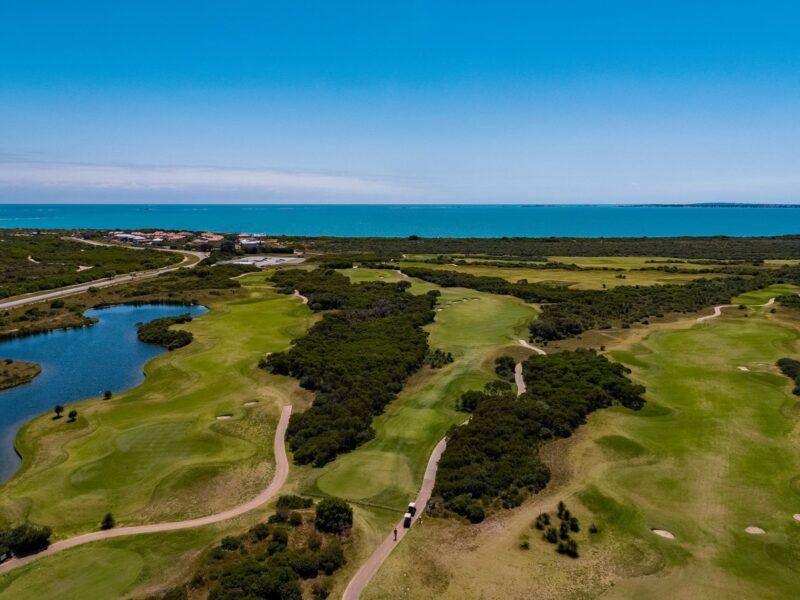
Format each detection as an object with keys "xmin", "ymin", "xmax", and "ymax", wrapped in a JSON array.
[
  {"xmin": 589, "ymin": 523, "xmax": 599, "ymax": 534},
  {"xmin": 100, "ymin": 513, "xmax": 115, "ymax": 530},
  {"xmin": 67, "ymin": 409, "xmax": 78, "ymax": 422},
  {"xmin": 570, "ymin": 517, "xmax": 580, "ymax": 532},
  {"xmin": 544, "ymin": 527, "xmax": 558, "ymax": 544},
  {"xmin": 557, "ymin": 501, "xmax": 566, "ymax": 519},
  {"xmin": 559, "ymin": 521, "xmax": 570, "ymax": 540},
  {"xmin": 54, "ymin": 405, "xmax": 65, "ymax": 419}
]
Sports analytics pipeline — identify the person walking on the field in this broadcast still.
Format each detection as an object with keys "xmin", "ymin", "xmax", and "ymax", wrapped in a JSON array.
[{"xmin": 393, "ymin": 528, "xmax": 398, "ymax": 541}]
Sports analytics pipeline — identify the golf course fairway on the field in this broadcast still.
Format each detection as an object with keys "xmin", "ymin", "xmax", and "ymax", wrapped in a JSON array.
[
  {"xmin": 364, "ymin": 302, "xmax": 800, "ymax": 599},
  {"xmin": 0, "ymin": 274, "xmax": 316, "ymax": 537}
]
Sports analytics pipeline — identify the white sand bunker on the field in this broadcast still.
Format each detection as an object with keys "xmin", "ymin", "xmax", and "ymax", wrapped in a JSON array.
[
  {"xmin": 651, "ymin": 529, "xmax": 675, "ymax": 539},
  {"xmin": 243, "ymin": 401, "xmax": 258, "ymax": 406},
  {"xmin": 216, "ymin": 414, "xmax": 233, "ymax": 420},
  {"xmin": 793, "ymin": 514, "xmax": 800, "ymax": 522},
  {"xmin": 738, "ymin": 366, "xmax": 750, "ymax": 372},
  {"xmin": 745, "ymin": 526, "xmax": 765, "ymax": 534}
]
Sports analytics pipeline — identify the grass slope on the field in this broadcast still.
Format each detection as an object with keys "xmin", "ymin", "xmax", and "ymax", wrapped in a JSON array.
[
  {"xmin": 365, "ymin": 300, "xmax": 800, "ymax": 599},
  {"xmin": 0, "ymin": 274, "xmax": 316, "ymax": 537}
]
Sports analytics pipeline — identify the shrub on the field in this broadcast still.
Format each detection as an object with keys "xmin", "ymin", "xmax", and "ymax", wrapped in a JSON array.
[{"xmin": 315, "ymin": 498, "xmax": 353, "ymax": 533}]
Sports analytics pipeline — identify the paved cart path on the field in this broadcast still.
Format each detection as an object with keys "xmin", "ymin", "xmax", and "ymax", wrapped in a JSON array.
[
  {"xmin": 342, "ymin": 436, "xmax": 447, "ymax": 600},
  {"xmin": 0, "ymin": 405, "xmax": 292, "ymax": 576}
]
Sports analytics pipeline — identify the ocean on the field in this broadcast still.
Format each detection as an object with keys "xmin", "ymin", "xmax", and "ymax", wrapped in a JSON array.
[{"xmin": 1, "ymin": 204, "xmax": 799, "ymax": 237}]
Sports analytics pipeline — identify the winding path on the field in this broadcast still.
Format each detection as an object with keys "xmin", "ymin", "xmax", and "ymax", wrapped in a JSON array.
[
  {"xmin": 514, "ymin": 362, "xmax": 526, "ymax": 396},
  {"xmin": 0, "ymin": 240, "xmax": 207, "ymax": 312},
  {"xmin": 0, "ymin": 404, "xmax": 293, "ymax": 576},
  {"xmin": 293, "ymin": 289, "xmax": 309, "ymax": 304},
  {"xmin": 342, "ymin": 437, "xmax": 447, "ymax": 600},
  {"xmin": 518, "ymin": 339, "xmax": 547, "ymax": 355},
  {"xmin": 696, "ymin": 297, "xmax": 776, "ymax": 323}
]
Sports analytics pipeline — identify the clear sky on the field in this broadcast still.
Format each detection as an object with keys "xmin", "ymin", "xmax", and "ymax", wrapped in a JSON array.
[{"xmin": 1, "ymin": 1, "xmax": 799, "ymax": 204}]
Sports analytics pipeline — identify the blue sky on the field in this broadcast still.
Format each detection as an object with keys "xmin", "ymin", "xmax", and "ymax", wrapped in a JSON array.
[{"xmin": 1, "ymin": 1, "xmax": 799, "ymax": 204}]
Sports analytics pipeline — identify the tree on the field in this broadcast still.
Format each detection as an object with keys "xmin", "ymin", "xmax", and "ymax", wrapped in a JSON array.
[
  {"xmin": 314, "ymin": 498, "xmax": 353, "ymax": 533},
  {"xmin": 53, "ymin": 405, "xmax": 64, "ymax": 419},
  {"xmin": 103, "ymin": 390, "xmax": 113, "ymax": 400},
  {"xmin": 0, "ymin": 524, "xmax": 52, "ymax": 556},
  {"xmin": 100, "ymin": 513, "xmax": 115, "ymax": 530},
  {"xmin": 67, "ymin": 409, "xmax": 78, "ymax": 422}
]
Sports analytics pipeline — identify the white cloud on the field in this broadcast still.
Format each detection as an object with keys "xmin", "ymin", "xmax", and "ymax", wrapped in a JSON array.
[{"xmin": 0, "ymin": 161, "xmax": 397, "ymax": 196}]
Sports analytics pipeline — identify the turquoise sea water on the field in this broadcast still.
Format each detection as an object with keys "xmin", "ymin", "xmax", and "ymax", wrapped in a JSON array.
[
  {"xmin": 0, "ymin": 304, "xmax": 207, "ymax": 481},
  {"xmin": 1, "ymin": 204, "xmax": 799, "ymax": 237}
]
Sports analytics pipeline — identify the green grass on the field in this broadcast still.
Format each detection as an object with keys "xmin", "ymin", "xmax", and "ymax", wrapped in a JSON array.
[
  {"xmin": 0, "ymin": 523, "xmax": 235, "ymax": 600},
  {"xmin": 732, "ymin": 283, "xmax": 800, "ymax": 305},
  {"xmin": 397, "ymin": 261, "xmax": 727, "ymax": 290},
  {"xmin": 365, "ymin": 303, "xmax": 800, "ymax": 599},
  {"xmin": 0, "ymin": 273, "xmax": 316, "ymax": 537}
]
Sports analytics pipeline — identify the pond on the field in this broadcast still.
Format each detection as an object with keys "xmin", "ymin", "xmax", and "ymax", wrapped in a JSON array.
[{"xmin": 0, "ymin": 303, "xmax": 207, "ymax": 482}]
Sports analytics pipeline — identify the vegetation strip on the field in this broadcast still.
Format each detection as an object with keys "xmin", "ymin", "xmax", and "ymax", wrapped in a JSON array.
[
  {"xmin": 434, "ymin": 350, "xmax": 645, "ymax": 522},
  {"xmin": 0, "ymin": 405, "xmax": 293, "ymax": 576},
  {"xmin": 401, "ymin": 265, "xmax": 800, "ymax": 341},
  {"xmin": 264, "ymin": 268, "xmax": 438, "ymax": 466}
]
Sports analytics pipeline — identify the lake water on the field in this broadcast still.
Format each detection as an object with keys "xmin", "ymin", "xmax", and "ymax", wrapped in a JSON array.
[
  {"xmin": 1, "ymin": 204, "xmax": 800, "ymax": 237},
  {"xmin": 0, "ymin": 304, "xmax": 207, "ymax": 482}
]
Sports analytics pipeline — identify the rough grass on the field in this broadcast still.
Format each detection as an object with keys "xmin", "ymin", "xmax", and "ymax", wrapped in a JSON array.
[
  {"xmin": 398, "ymin": 261, "xmax": 727, "ymax": 290},
  {"xmin": 364, "ymin": 300, "xmax": 800, "ymax": 599},
  {"xmin": 0, "ymin": 274, "xmax": 316, "ymax": 537}
]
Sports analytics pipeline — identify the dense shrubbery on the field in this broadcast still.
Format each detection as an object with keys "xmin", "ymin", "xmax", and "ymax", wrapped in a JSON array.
[
  {"xmin": 295, "ymin": 234, "xmax": 800, "ymax": 260},
  {"xmin": 403, "ymin": 265, "xmax": 800, "ymax": 342},
  {"xmin": 434, "ymin": 350, "xmax": 645, "ymax": 521},
  {"xmin": 776, "ymin": 294, "xmax": 800, "ymax": 309},
  {"xmin": 777, "ymin": 358, "xmax": 800, "ymax": 395},
  {"xmin": 137, "ymin": 313, "xmax": 194, "ymax": 350},
  {"xmin": 264, "ymin": 269, "xmax": 436, "ymax": 466},
  {"xmin": 0, "ymin": 233, "xmax": 181, "ymax": 299},
  {"xmin": 426, "ymin": 348, "xmax": 454, "ymax": 368},
  {"xmin": 159, "ymin": 497, "xmax": 347, "ymax": 600},
  {"xmin": 0, "ymin": 523, "xmax": 52, "ymax": 557}
]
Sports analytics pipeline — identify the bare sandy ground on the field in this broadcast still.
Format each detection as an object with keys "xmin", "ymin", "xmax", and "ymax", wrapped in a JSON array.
[
  {"xmin": 0, "ymin": 405, "xmax": 293, "ymax": 576},
  {"xmin": 651, "ymin": 529, "xmax": 675, "ymax": 539},
  {"xmin": 794, "ymin": 514, "xmax": 800, "ymax": 522},
  {"xmin": 745, "ymin": 526, "xmax": 765, "ymax": 534}
]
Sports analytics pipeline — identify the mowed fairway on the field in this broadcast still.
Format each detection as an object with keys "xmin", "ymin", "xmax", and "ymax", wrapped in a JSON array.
[
  {"xmin": 398, "ymin": 261, "xmax": 726, "ymax": 290},
  {"xmin": 365, "ymin": 304, "xmax": 800, "ymax": 599},
  {"xmin": 0, "ymin": 273, "xmax": 316, "ymax": 537}
]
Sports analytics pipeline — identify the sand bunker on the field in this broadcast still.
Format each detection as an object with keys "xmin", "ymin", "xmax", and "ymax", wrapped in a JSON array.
[
  {"xmin": 243, "ymin": 401, "xmax": 258, "ymax": 406},
  {"xmin": 745, "ymin": 526, "xmax": 765, "ymax": 534},
  {"xmin": 651, "ymin": 529, "xmax": 674, "ymax": 539},
  {"xmin": 215, "ymin": 415, "xmax": 232, "ymax": 420},
  {"xmin": 738, "ymin": 366, "xmax": 750, "ymax": 372},
  {"xmin": 793, "ymin": 514, "xmax": 800, "ymax": 522}
]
